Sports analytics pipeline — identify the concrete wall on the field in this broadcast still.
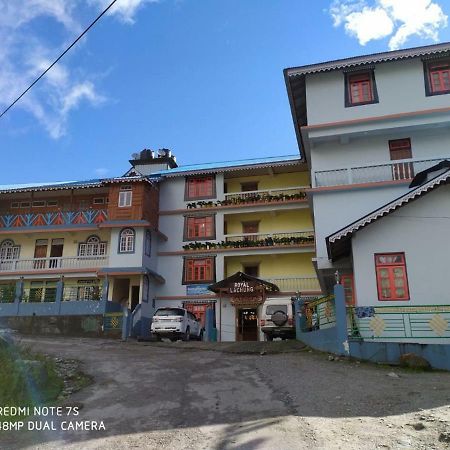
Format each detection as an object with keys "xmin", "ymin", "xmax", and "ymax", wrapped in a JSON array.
[
  {"xmin": 351, "ymin": 184, "xmax": 450, "ymax": 306},
  {"xmin": 109, "ymin": 227, "xmax": 146, "ymax": 268},
  {"xmin": 305, "ymin": 59, "xmax": 450, "ymax": 126}
]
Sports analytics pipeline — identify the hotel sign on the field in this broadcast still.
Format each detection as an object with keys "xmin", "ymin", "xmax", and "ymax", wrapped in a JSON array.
[{"xmin": 229, "ymin": 281, "xmax": 256, "ymax": 294}]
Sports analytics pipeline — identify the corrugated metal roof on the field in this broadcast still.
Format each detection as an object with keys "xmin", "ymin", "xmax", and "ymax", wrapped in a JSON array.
[
  {"xmin": 155, "ymin": 154, "xmax": 302, "ymax": 177},
  {"xmin": 285, "ymin": 41, "xmax": 450, "ymax": 77}
]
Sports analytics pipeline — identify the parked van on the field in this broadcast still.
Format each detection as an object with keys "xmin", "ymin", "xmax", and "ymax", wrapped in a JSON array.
[{"xmin": 260, "ymin": 297, "xmax": 295, "ymax": 341}]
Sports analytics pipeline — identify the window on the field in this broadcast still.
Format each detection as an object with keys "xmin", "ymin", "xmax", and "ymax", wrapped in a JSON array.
[
  {"xmin": 345, "ymin": 71, "xmax": 378, "ymax": 107},
  {"xmin": 425, "ymin": 60, "xmax": 450, "ymax": 95},
  {"xmin": 375, "ymin": 253, "xmax": 410, "ymax": 301},
  {"xmin": 0, "ymin": 239, "xmax": 20, "ymax": 261},
  {"xmin": 185, "ymin": 176, "xmax": 215, "ymax": 200},
  {"xmin": 78, "ymin": 235, "xmax": 107, "ymax": 257},
  {"xmin": 118, "ymin": 186, "xmax": 132, "ymax": 207},
  {"xmin": 145, "ymin": 230, "xmax": 152, "ymax": 256},
  {"xmin": 241, "ymin": 182, "xmax": 258, "ymax": 192},
  {"xmin": 20, "ymin": 202, "xmax": 30, "ymax": 208},
  {"xmin": 185, "ymin": 215, "xmax": 215, "ymax": 240},
  {"xmin": 341, "ymin": 274, "xmax": 355, "ymax": 306},
  {"xmin": 32, "ymin": 201, "xmax": 46, "ymax": 207},
  {"xmin": 183, "ymin": 257, "xmax": 215, "ymax": 284},
  {"xmin": 243, "ymin": 265, "xmax": 259, "ymax": 277},
  {"xmin": 389, "ymin": 138, "xmax": 414, "ymax": 180},
  {"xmin": 93, "ymin": 198, "xmax": 105, "ymax": 205},
  {"xmin": 11, "ymin": 202, "xmax": 20, "ymax": 209},
  {"xmin": 119, "ymin": 228, "xmax": 135, "ymax": 253},
  {"xmin": 47, "ymin": 200, "xmax": 58, "ymax": 207}
]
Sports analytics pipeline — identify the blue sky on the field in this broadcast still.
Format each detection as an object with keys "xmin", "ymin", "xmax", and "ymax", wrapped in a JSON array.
[{"xmin": 0, "ymin": 0, "xmax": 449, "ymax": 183}]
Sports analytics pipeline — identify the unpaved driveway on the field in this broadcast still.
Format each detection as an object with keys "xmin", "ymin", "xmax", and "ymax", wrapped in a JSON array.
[{"xmin": 1, "ymin": 336, "xmax": 450, "ymax": 450}]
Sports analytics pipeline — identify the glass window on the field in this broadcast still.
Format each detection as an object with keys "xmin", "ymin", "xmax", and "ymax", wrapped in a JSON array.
[
  {"xmin": 186, "ymin": 216, "xmax": 214, "ymax": 239},
  {"xmin": 0, "ymin": 239, "xmax": 20, "ymax": 260},
  {"xmin": 118, "ymin": 186, "xmax": 133, "ymax": 207},
  {"xmin": 119, "ymin": 228, "xmax": 135, "ymax": 253},
  {"xmin": 428, "ymin": 61, "xmax": 450, "ymax": 94},
  {"xmin": 346, "ymin": 71, "xmax": 377, "ymax": 106},
  {"xmin": 154, "ymin": 308, "xmax": 185, "ymax": 317},
  {"xmin": 185, "ymin": 176, "xmax": 215, "ymax": 200},
  {"xmin": 375, "ymin": 253, "xmax": 409, "ymax": 301},
  {"xmin": 184, "ymin": 257, "xmax": 214, "ymax": 284},
  {"xmin": 78, "ymin": 235, "xmax": 107, "ymax": 257}
]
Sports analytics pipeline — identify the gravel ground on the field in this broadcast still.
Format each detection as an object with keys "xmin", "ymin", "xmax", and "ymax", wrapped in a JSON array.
[{"xmin": 0, "ymin": 336, "xmax": 449, "ymax": 450}]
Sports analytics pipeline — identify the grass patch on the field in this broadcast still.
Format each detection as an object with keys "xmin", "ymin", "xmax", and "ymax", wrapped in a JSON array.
[{"xmin": 0, "ymin": 339, "xmax": 64, "ymax": 423}]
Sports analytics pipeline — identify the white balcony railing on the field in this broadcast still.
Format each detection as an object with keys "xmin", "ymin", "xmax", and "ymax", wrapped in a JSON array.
[
  {"xmin": 313, "ymin": 157, "xmax": 447, "ymax": 188},
  {"xmin": 224, "ymin": 186, "xmax": 307, "ymax": 202},
  {"xmin": 265, "ymin": 276, "xmax": 321, "ymax": 292},
  {"xmin": 0, "ymin": 256, "xmax": 108, "ymax": 272},
  {"xmin": 224, "ymin": 230, "xmax": 315, "ymax": 245}
]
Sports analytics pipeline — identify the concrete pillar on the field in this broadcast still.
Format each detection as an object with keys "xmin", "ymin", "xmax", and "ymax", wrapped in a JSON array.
[
  {"xmin": 56, "ymin": 278, "xmax": 64, "ymax": 314},
  {"xmin": 14, "ymin": 279, "xmax": 24, "ymax": 316},
  {"xmin": 101, "ymin": 276, "xmax": 109, "ymax": 311}
]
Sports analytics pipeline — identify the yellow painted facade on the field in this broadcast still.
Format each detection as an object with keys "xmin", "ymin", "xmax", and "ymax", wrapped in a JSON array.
[
  {"xmin": 225, "ymin": 209, "xmax": 312, "ymax": 235},
  {"xmin": 225, "ymin": 253, "xmax": 316, "ymax": 278},
  {"xmin": 225, "ymin": 171, "xmax": 309, "ymax": 193}
]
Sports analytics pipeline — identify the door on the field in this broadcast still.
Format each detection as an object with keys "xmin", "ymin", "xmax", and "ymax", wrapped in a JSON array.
[
  {"xmin": 242, "ymin": 221, "xmax": 259, "ymax": 242},
  {"xmin": 34, "ymin": 239, "xmax": 48, "ymax": 269},
  {"xmin": 389, "ymin": 139, "xmax": 414, "ymax": 180},
  {"xmin": 131, "ymin": 286, "xmax": 140, "ymax": 311},
  {"xmin": 49, "ymin": 239, "xmax": 64, "ymax": 268},
  {"xmin": 237, "ymin": 308, "xmax": 258, "ymax": 341}
]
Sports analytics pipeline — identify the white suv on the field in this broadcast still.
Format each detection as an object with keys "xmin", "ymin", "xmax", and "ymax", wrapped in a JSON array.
[
  {"xmin": 260, "ymin": 298, "xmax": 296, "ymax": 341},
  {"xmin": 151, "ymin": 307, "xmax": 203, "ymax": 341}
]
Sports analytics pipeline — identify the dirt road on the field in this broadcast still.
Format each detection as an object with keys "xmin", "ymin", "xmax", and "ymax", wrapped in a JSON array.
[{"xmin": 1, "ymin": 337, "xmax": 450, "ymax": 450}]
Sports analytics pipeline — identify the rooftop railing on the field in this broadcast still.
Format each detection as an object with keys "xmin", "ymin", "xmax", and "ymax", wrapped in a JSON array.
[
  {"xmin": 265, "ymin": 276, "xmax": 320, "ymax": 293},
  {"xmin": 313, "ymin": 156, "xmax": 446, "ymax": 188}
]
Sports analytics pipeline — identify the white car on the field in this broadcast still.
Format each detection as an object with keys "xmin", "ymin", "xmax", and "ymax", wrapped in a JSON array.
[{"xmin": 151, "ymin": 307, "xmax": 203, "ymax": 341}]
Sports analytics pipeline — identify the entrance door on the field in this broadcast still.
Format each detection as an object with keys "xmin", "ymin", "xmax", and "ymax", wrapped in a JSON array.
[
  {"xmin": 237, "ymin": 308, "xmax": 258, "ymax": 341},
  {"xmin": 34, "ymin": 239, "xmax": 48, "ymax": 269},
  {"xmin": 242, "ymin": 222, "xmax": 259, "ymax": 241},
  {"xmin": 131, "ymin": 285, "xmax": 140, "ymax": 311},
  {"xmin": 49, "ymin": 239, "xmax": 64, "ymax": 268}
]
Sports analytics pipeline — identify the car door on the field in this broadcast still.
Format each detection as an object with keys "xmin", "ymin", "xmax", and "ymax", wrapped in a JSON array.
[{"xmin": 189, "ymin": 312, "xmax": 199, "ymax": 335}]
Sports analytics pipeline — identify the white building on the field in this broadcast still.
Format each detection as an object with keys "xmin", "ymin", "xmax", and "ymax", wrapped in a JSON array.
[{"xmin": 285, "ymin": 42, "xmax": 450, "ymax": 307}]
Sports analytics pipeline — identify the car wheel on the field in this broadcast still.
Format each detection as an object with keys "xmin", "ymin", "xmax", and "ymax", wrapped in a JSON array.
[
  {"xmin": 183, "ymin": 327, "xmax": 190, "ymax": 341},
  {"xmin": 170, "ymin": 338, "xmax": 178, "ymax": 342},
  {"xmin": 265, "ymin": 334, "xmax": 274, "ymax": 342},
  {"xmin": 155, "ymin": 334, "xmax": 162, "ymax": 342},
  {"xmin": 271, "ymin": 310, "xmax": 288, "ymax": 327}
]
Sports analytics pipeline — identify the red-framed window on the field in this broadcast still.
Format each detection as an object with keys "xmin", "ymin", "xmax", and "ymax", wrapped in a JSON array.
[
  {"xmin": 428, "ymin": 61, "xmax": 450, "ymax": 94},
  {"xmin": 183, "ymin": 257, "xmax": 215, "ymax": 284},
  {"xmin": 347, "ymin": 72, "xmax": 374, "ymax": 105},
  {"xmin": 389, "ymin": 138, "xmax": 414, "ymax": 180},
  {"xmin": 185, "ymin": 176, "xmax": 215, "ymax": 200},
  {"xmin": 375, "ymin": 253, "xmax": 410, "ymax": 301},
  {"xmin": 185, "ymin": 216, "xmax": 215, "ymax": 240},
  {"xmin": 341, "ymin": 274, "xmax": 355, "ymax": 306}
]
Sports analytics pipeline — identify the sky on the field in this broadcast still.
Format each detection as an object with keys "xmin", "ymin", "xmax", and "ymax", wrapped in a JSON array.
[{"xmin": 0, "ymin": 0, "xmax": 449, "ymax": 184}]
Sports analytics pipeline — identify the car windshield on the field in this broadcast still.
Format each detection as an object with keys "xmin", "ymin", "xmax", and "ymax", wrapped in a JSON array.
[
  {"xmin": 154, "ymin": 308, "xmax": 185, "ymax": 317},
  {"xmin": 265, "ymin": 305, "xmax": 288, "ymax": 315}
]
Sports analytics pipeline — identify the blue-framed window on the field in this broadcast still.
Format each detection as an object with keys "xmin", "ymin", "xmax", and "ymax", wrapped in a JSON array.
[{"xmin": 145, "ymin": 230, "xmax": 152, "ymax": 256}]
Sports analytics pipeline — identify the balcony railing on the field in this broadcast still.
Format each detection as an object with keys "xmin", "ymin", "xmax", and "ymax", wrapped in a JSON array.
[
  {"xmin": 186, "ymin": 186, "xmax": 307, "ymax": 209},
  {"xmin": 0, "ymin": 256, "xmax": 108, "ymax": 272},
  {"xmin": 313, "ymin": 157, "xmax": 446, "ymax": 188},
  {"xmin": 224, "ymin": 230, "xmax": 314, "ymax": 244},
  {"xmin": 182, "ymin": 230, "xmax": 315, "ymax": 251},
  {"xmin": 0, "ymin": 208, "xmax": 108, "ymax": 229},
  {"xmin": 265, "ymin": 276, "xmax": 321, "ymax": 292}
]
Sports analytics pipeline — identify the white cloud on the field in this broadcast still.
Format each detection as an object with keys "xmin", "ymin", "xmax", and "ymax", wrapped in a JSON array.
[
  {"xmin": 94, "ymin": 167, "xmax": 109, "ymax": 177},
  {"xmin": 0, "ymin": 0, "xmax": 155, "ymax": 139},
  {"xmin": 89, "ymin": 0, "xmax": 159, "ymax": 24},
  {"xmin": 329, "ymin": 0, "xmax": 448, "ymax": 49}
]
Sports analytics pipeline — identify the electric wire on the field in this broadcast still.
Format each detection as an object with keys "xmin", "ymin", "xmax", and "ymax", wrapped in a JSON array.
[{"xmin": 0, "ymin": 0, "xmax": 119, "ymax": 120}]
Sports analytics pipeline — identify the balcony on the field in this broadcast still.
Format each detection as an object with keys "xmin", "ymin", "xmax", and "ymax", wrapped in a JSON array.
[
  {"xmin": 313, "ymin": 157, "xmax": 445, "ymax": 188},
  {"xmin": 265, "ymin": 276, "xmax": 321, "ymax": 293},
  {"xmin": 182, "ymin": 230, "xmax": 314, "ymax": 252},
  {"xmin": 0, "ymin": 256, "xmax": 108, "ymax": 273},
  {"xmin": 186, "ymin": 187, "xmax": 307, "ymax": 210},
  {"xmin": 0, "ymin": 208, "xmax": 108, "ymax": 229}
]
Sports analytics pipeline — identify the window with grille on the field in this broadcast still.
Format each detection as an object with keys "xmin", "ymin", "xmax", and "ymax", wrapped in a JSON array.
[
  {"xmin": 118, "ymin": 186, "xmax": 133, "ymax": 207},
  {"xmin": 341, "ymin": 274, "xmax": 355, "ymax": 305},
  {"xmin": 183, "ymin": 257, "xmax": 215, "ymax": 284},
  {"xmin": 426, "ymin": 60, "xmax": 450, "ymax": 95},
  {"xmin": 78, "ymin": 235, "xmax": 107, "ymax": 257},
  {"xmin": 119, "ymin": 228, "xmax": 135, "ymax": 253},
  {"xmin": 185, "ymin": 216, "xmax": 215, "ymax": 240},
  {"xmin": 375, "ymin": 253, "xmax": 410, "ymax": 301},
  {"xmin": 0, "ymin": 239, "xmax": 20, "ymax": 260},
  {"xmin": 346, "ymin": 71, "xmax": 378, "ymax": 106},
  {"xmin": 185, "ymin": 176, "xmax": 215, "ymax": 200}
]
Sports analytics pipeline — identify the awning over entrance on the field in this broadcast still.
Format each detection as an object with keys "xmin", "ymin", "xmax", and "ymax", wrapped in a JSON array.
[{"xmin": 208, "ymin": 271, "xmax": 280, "ymax": 295}]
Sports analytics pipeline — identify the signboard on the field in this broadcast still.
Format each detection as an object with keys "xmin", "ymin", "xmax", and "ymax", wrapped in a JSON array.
[
  {"xmin": 186, "ymin": 284, "xmax": 211, "ymax": 296},
  {"xmin": 229, "ymin": 281, "xmax": 256, "ymax": 294}
]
